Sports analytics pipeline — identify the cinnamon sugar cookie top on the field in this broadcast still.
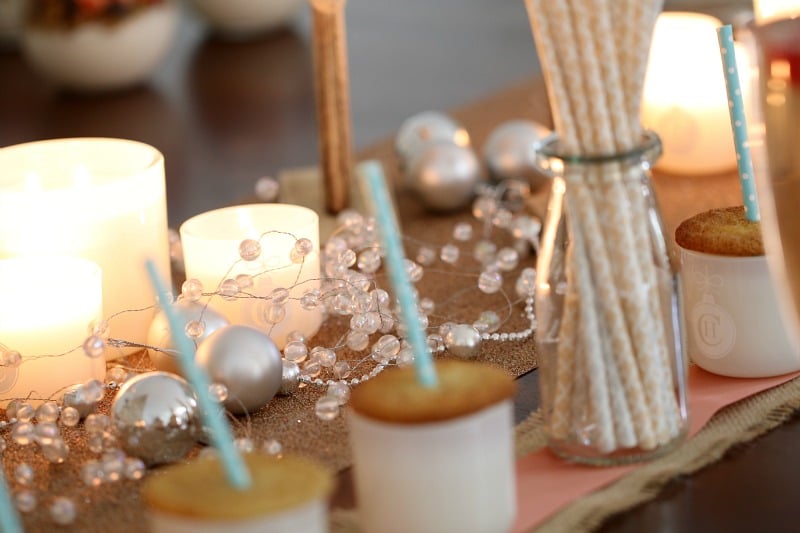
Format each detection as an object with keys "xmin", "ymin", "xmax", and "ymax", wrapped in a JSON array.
[
  {"xmin": 675, "ymin": 206, "xmax": 764, "ymax": 257},
  {"xmin": 350, "ymin": 360, "xmax": 516, "ymax": 424}
]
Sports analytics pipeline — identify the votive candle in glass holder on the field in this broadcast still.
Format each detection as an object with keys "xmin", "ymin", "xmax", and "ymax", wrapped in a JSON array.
[
  {"xmin": 0, "ymin": 138, "xmax": 171, "ymax": 358},
  {"xmin": 180, "ymin": 204, "xmax": 322, "ymax": 349},
  {"xmin": 142, "ymin": 453, "xmax": 333, "ymax": 533},
  {"xmin": 0, "ymin": 257, "xmax": 104, "ymax": 406},
  {"xmin": 348, "ymin": 360, "xmax": 517, "ymax": 533}
]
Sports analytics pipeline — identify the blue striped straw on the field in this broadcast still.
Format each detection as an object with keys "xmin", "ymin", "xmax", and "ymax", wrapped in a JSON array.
[
  {"xmin": 717, "ymin": 24, "xmax": 760, "ymax": 222},
  {"xmin": 0, "ymin": 468, "xmax": 23, "ymax": 533},
  {"xmin": 145, "ymin": 260, "xmax": 252, "ymax": 490},
  {"xmin": 358, "ymin": 161, "xmax": 439, "ymax": 388}
]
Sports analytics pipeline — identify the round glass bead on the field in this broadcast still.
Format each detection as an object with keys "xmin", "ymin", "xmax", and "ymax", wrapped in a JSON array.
[
  {"xmin": 219, "ymin": 278, "xmax": 239, "ymax": 300},
  {"xmin": 83, "ymin": 335, "xmax": 105, "ymax": 359},
  {"xmin": 472, "ymin": 195, "xmax": 498, "ymax": 220},
  {"xmin": 315, "ymin": 395, "xmax": 340, "ymax": 421},
  {"xmin": 42, "ymin": 438, "xmax": 69, "ymax": 464},
  {"xmin": 339, "ymin": 249, "xmax": 357, "ymax": 268},
  {"xmin": 239, "ymin": 238, "xmax": 262, "ymax": 261},
  {"xmin": 478, "ymin": 270, "xmax": 503, "ymax": 294},
  {"xmin": 474, "ymin": 240, "xmax": 497, "ymax": 264},
  {"xmin": 36, "ymin": 401, "xmax": 60, "ymax": 423},
  {"xmin": 16, "ymin": 402, "xmax": 36, "ymax": 422},
  {"xmin": 301, "ymin": 361, "xmax": 322, "ymax": 379},
  {"xmin": 516, "ymin": 267, "xmax": 537, "ymax": 297},
  {"xmin": 333, "ymin": 361, "xmax": 351, "ymax": 379},
  {"xmin": 346, "ymin": 331, "xmax": 370, "ymax": 351},
  {"xmin": 263, "ymin": 303, "xmax": 286, "ymax": 324},
  {"xmin": 372, "ymin": 335, "xmax": 401, "ymax": 363},
  {"xmin": 440, "ymin": 244, "xmax": 460, "ymax": 264},
  {"xmin": 5, "ymin": 399, "xmax": 20, "ymax": 419},
  {"xmin": 438, "ymin": 322, "xmax": 456, "ymax": 338},
  {"xmin": 181, "ymin": 278, "xmax": 204, "ymax": 302},
  {"xmin": 378, "ymin": 313, "xmax": 395, "ymax": 333},
  {"xmin": 419, "ymin": 297, "xmax": 435, "ymax": 314},
  {"xmin": 405, "ymin": 259, "xmax": 423, "ymax": 282},
  {"xmin": 338, "ymin": 209, "xmax": 364, "ymax": 230},
  {"xmin": 82, "ymin": 460, "xmax": 104, "ymax": 487},
  {"xmin": 492, "ymin": 207, "xmax": 513, "ymax": 229},
  {"xmin": 14, "ymin": 490, "xmax": 36, "ymax": 513},
  {"xmin": 270, "ymin": 287, "xmax": 290, "ymax": 304},
  {"xmin": 124, "ymin": 457, "xmax": 146, "ymax": 480},
  {"xmin": 87, "ymin": 434, "xmax": 104, "ymax": 454},
  {"xmin": 11, "ymin": 422, "xmax": 34, "ymax": 445},
  {"xmin": 262, "ymin": 438, "xmax": 283, "ymax": 456},
  {"xmin": 311, "ymin": 347, "xmax": 336, "ymax": 368},
  {"xmin": 106, "ymin": 366, "xmax": 128, "ymax": 385},
  {"xmin": 286, "ymin": 330, "xmax": 306, "ymax": 344},
  {"xmin": 426, "ymin": 334, "xmax": 445, "ymax": 352},
  {"xmin": 370, "ymin": 289, "xmax": 391, "ymax": 311},
  {"xmin": 294, "ymin": 237, "xmax": 314, "ymax": 257},
  {"xmin": 82, "ymin": 380, "xmax": 105, "ymax": 403},
  {"xmin": 235, "ymin": 438, "xmax": 255, "ymax": 453},
  {"xmin": 0, "ymin": 349, "xmax": 21, "ymax": 367},
  {"xmin": 396, "ymin": 347, "xmax": 415, "ymax": 367},
  {"xmin": 235, "ymin": 273, "xmax": 254, "ymax": 291},
  {"xmin": 0, "ymin": 437, "xmax": 6, "ymax": 453},
  {"xmin": 208, "ymin": 382, "xmax": 228, "ymax": 403},
  {"xmin": 511, "ymin": 215, "xmax": 542, "ymax": 241},
  {"xmin": 49, "ymin": 497, "xmax": 76, "ymax": 526},
  {"xmin": 60, "ymin": 407, "xmax": 80, "ymax": 428},
  {"xmin": 416, "ymin": 246, "xmax": 436, "ymax": 266},
  {"xmin": 327, "ymin": 382, "xmax": 350, "ymax": 405},
  {"xmin": 348, "ymin": 271, "xmax": 371, "ymax": 292},
  {"xmin": 476, "ymin": 310, "xmax": 502, "ymax": 333},
  {"xmin": 185, "ymin": 320, "xmax": 205, "ymax": 339},
  {"xmin": 352, "ymin": 291, "xmax": 373, "ymax": 314},
  {"xmin": 300, "ymin": 289, "xmax": 321, "ymax": 310},
  {"xmin": 284, "ymin": 341, "xmax": 308, "ymax": 364},
  {"xmin": 35, "ymin": 422, "xmax": 60, "ymax": 445},
  {"xmin": 254, "ymin": 176, "xmax": 280, "ymax": 201},
  {"xmin": 357, "ymin": 249, "xmax": 381, "ymax": 274},
  {"xmin": 496, "ymin": 247, "xmax": 520, "ymax": 271},
  {"xmin": 453, "ymin": 222, "xmax": 473, "ymax": 241},
  {"xmin": 84, "ymin": 413, "xmax": 109, "ymax": 435},
  {"xmin": 14, "ymin": 463, "xmax": 34, "ymax": 485}
]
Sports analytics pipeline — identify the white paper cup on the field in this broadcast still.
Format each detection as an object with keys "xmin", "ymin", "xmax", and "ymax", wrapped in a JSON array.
[
  {"xmin": 143, "ymin": 453, "xmax": 332, "ymax": 533},
  {"xmin": 348, "ymin": 360, "xmax": 517, "ymax": 533},
  {"xmin": 680, "ymin": 246, "xmax": 800, "ymax": 377}
]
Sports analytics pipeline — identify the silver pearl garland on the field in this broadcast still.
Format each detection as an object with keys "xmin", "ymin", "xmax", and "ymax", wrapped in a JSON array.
[{"xmin": 195, "ymin": 325, "xmax": 283, "ymax": 415}]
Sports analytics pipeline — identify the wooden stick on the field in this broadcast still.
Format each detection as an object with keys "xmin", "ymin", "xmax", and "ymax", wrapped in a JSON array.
[{"xmin": 310, "ymin": 0, "xmax": 353, "ymax": 214}]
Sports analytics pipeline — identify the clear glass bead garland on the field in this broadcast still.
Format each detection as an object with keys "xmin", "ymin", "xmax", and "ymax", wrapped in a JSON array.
[{"xmin": 535, "ymin": 132, "xmax": 689, "ymax": 465}]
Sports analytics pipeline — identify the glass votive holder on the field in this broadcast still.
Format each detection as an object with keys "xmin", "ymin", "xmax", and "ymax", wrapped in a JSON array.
[
  {"xmin": 142, "ymin": 453, "xmax": 333, "ymax": 533},
  {"xmin": 677, "ymin": 206, "xmax": 800, "ymax": 377},
  {"xmin": 180, "ymin": 204, "xmax": 322, "ymax": 349},
  {"xmin": 348, "ymin": 360, "xmax": 517, "ymax": 533}
]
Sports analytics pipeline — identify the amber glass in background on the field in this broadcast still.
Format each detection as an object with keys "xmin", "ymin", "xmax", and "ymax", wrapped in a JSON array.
[{"xmin": 749, "ymin": 17, "xmax": 800, "ymax": 349}]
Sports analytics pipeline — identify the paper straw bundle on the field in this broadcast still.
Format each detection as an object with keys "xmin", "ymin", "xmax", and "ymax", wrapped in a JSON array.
[{"xmin": 525, "ymin": 0, "xmax": 683, "ymax": 455}]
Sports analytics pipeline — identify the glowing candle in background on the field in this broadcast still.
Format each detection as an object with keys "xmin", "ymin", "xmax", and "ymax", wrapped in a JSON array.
[
  {"xmin": 0, "ymin": 257, "xmax": 104, "ymax": 406},
  {"xmin": 180, "ymin": 204, "xmax": 322, "ymax": 349},
  {"xmin": 642, "ymin": 12, "xmax": 751, "ymax": 176},
  {"xmin": 0, "ymin": 138, "xmax": 171, "ymax": 359},
  {"xmin": 755, "ymin": 0, "xmax": 800, "ymax": 23}
]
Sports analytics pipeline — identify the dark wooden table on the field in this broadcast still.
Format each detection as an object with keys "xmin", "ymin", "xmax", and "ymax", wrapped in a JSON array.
[{"xmin": 2, "ymin": 2, "xmax": 799, "ymax": 531}]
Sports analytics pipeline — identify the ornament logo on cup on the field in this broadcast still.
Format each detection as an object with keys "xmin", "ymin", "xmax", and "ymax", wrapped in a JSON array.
[{"xmin": 689, "ymin": 293, "xmax": 737, "ymax": 359}]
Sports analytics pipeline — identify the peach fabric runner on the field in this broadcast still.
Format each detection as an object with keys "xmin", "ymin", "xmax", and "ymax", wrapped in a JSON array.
[{"xmin": 513, "ymin": 366, "xmax": 800, "ymax": 532}]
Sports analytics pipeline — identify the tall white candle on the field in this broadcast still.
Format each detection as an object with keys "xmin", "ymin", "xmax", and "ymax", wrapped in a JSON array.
[
  {"xmin": 0, "ymin": 138, "xmax": 171, "ymax": 358},
  {"xmin": 642, "ymin": 13, "xmax": 744, "ymax": 176},
  {"xmin": 180, "ymin": 204, "xmax": 322, "ymax": 349},
  {"xmin": 0, "ymin": 257, "xmax": 104, "ymax": 406},
  {"xmin": 755, "ymin": 0, "xmax": 800, "ymax": 23}
]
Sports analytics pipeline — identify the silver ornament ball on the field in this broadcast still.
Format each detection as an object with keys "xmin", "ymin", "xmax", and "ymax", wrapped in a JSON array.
[
  {"xmin": 396, "ymin": 111, "xmax": 470, "ymax": 170},
  {"xmin": 147, "ymin": 300, "xmax": 229, "ymax": 375},
  {"xmin": 111, "ymin": 371, "xmax": 201, "ymax": 466},
  {"xmin": 444, "ymin": 324, "xmax": 483, "ymax": 358},
  {"xmin": 410, "ymin": 143, "xmax": 484, "ymax": 212},
  {"xmin": 279, "ymin": 360, "xmax": 300, "ymax": 396},
  {"xmin": 483, "ymin": 120, "xmax": 552, "ymax": 193},
  {"xmin": 195, "ymin": 325, "xmax": 282, "ymax": 415}
]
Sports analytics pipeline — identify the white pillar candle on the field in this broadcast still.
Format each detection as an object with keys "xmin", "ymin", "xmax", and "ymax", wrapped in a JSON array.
[
  {"xmin": 0, "ymin": 138, "xmax": 171, "ymax": 358},
  {"xmin": 755, "ymin": 0, "xmax": 800, "ymax": 23},
  {"xmin": 642, "ymin": 13, "xmax": 744, "ymax": 176},
  {"xmin": 180, "ymin": 204, "xmax": 322, "ymax": 349},
  {"xmin": 0, "ymin": 257, "xmax": 104, "ymax": 406}
]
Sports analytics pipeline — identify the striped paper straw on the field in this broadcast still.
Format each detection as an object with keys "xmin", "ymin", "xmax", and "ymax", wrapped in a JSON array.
[
  {"xmin": 358, "ymin": 160, "xmax": 439, "ymax": 388},
  {"xmin": 717, "ymin": 24, "xmax": 760, "ymax": 222},
  {"xmin": 145, "ymin": 260, "xmax": 252, "ymax": 490},
  {"xmin": 0, "ymin": 467, "xmax": 23, "ymax": 533}
]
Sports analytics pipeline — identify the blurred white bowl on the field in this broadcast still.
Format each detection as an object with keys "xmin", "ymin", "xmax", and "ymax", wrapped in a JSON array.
[
  {"xmin": 189, "ymin": 0, "xmax": 305, "ymax": 37},
  {"xmin": 22, "ymin": 3, "xmax": 178, "ymax": 92}
]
